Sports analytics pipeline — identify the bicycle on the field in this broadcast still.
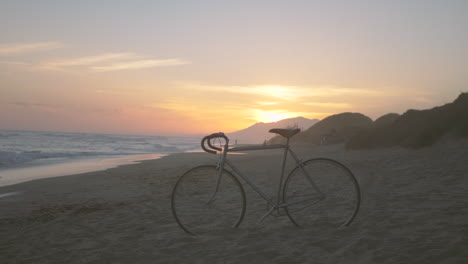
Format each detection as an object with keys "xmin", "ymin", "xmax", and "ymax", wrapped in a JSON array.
[{"xmin": 171, "ymin": 128, "xmax": 360, "ymax": 235}]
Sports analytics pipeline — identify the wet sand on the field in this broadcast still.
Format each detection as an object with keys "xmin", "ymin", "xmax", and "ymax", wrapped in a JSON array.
[
  {"xmin": 1, "ymin": 140, "xmax": 467, "ymax": 263},
  {"xmin": 0, "ymin": 154, "xmax": 165, "ymax": 187}
]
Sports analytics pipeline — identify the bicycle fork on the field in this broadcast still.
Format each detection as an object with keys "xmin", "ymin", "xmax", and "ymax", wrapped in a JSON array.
[{"xmin": 207, "ymin": 148, "xmax": 228, "ymax": 204}]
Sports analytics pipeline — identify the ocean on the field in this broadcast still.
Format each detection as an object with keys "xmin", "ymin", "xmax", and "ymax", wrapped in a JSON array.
[{"xmin": 0, "ymin": 130, "xmax": 201, "ymax": 186}]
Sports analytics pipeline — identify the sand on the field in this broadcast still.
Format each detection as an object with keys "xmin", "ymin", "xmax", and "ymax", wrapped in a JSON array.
[{"xmin": 1, "ymin": 139, "xmax": 467, "ymax": 263}]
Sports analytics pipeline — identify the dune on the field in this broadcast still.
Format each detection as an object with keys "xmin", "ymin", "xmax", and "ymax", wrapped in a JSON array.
[
  {"xmin": 1, "ymin": 138, "xmax": 467, "ymax": 263},
  {"xmin": 269, "ymin": 112, "xmax": 373, "ymax": 145},
  {"xmin": 373, "ymin": 113, "xmax": 400, "ymax": 128},
  {"xmin": 347, "ymin": 93, "xmax": 468, "ymax": 149}
]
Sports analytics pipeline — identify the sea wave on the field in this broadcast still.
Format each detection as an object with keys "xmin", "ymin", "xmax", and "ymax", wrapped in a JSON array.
[
  {"xmin": 0, "ymin": 150, "xmax": 114, "ymax": 167},
  {"xmin": 0, "ymin": 130, "xmax": 200, "ymax": 168}
]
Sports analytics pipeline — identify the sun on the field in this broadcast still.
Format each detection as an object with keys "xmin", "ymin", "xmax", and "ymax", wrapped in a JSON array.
[{"xmin": 254, "ymin": 110, "xmax": 291, "ymax": 123}]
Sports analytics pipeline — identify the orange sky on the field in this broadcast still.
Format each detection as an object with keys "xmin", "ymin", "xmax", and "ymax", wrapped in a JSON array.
[{"xmin": 1, "ymin": 1, "xmax": 467, "ymax": 136}]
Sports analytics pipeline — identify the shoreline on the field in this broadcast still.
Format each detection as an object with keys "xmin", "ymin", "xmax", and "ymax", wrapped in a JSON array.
[{"xmin": 0, "ymin": 153, "xmax": 167, "ymax": 187}]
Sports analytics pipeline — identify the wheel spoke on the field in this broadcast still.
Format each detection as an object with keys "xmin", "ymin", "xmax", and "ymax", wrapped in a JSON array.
[
  {"xmin": 171, "ymin": 165, "xmax": 246, "ymax": 235},
  {"xmin": 283, "ymin": 158, "xmax": 360, "ymax": 228}
]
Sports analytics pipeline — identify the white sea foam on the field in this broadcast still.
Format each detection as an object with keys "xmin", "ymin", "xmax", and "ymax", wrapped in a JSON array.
[
  {"xmin": 0, "ymin": 130, "xmax": 200, "ymax": 168},
  {"xmin": 0, "ymin": 130, "xmax": 202, "ymax": 186}
]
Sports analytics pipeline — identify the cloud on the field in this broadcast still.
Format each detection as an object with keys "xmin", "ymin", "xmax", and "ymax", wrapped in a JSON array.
[
  {"xmin": 178, "ymin": 83, "xmax": 307, "ymax": 101},
  {"xmin": 256, "ymin": 101, "xmax": 279, "ymax": 106},
  {"xmin": 0, "ymin": 42, "xmax": 64, "ymax": 56},
  {"xmin": 91, "ymin": 59, "xmax": 190, "ymax": 72},
  {"xmin": 45, "ymin": 53, "xmax": 137, "ymax": 67},
  {"xmin": 145, "ymin": 96, "xmax": 323, "ymax": 123},
  {"xmin": 144, "ymin": 97, "xmax": 249, "ymax": 121},
  {"xmin": 0, "ymin": 42, "xmax": 189, "ymax": 73},
  {"xmin": 5, "ymin": 101, "xmax": 61, "ymax": 112},
  {"xmin": 303, "ymin": 102, "xmax": 352, "ymax": 108},
  {"xmin": 177, "ymin": 82, "xmax": 389, "ymax": 102},
  {"xmin": 0, "ymin": 60, "xmax": 33, "ymax": 73},
  {"xmin": 145, "ymin": 97, "xmax": 242, "ymax": 112},
  {"xmin": 0, "ymin": 60, "xmax": 31, "ymax": 66},
  {"xmin": 9, "ymin": 101, "xmax": 58, "ymax": 108},
  {"xmin": 161, "ymin": 82, "xmax": 403, "ymax": 121},
  {"xmin": 4, "ymin": 101, "xmax": 123, "ymax": 115},
  {"xmin": 39, "ymin": 53, "xmax": 190, "ymax": 73}
]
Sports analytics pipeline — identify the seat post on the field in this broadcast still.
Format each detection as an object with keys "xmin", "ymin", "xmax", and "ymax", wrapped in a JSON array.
[{"xmin": 276, "ymin": 136, "xmax": 290, "ymax": 207}]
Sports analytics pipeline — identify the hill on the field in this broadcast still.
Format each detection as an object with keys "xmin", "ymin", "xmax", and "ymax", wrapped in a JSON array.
[
  {"xmin": 373, "ymin": 113, "xmax": 400, "ymax": 128},
  {"xmin": 269, "ymin": 112, "xmax": 373, "ymax": 145},
  {"xmin": 227, "ymin": 117, "xmax": 319, "ymax": 144},
  {"xmin": 346, "ymin": 93, "xmax": 468, "ymax": 149}
]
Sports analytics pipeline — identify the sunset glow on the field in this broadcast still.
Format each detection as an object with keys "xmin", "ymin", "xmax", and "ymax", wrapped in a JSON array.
[
  {"xmin": 253, "ymin": 110, "xmax": 291, "ymax": 123},
  {"xmin": 1, "ymin": 2, "xmax": 467, "ymax": 262},
  {"xmin": 1, "ymin": 1, "xmax": 467, "ymax": 136}
]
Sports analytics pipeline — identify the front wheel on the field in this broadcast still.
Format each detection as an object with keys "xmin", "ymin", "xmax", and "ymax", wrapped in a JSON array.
[
  {"xmin": 171, "ymin": 165, "xmax": 246, "ymax": 235},
  {"xmin": 283, "ymin": 158, "xmax": 360, "ymax": 228}
]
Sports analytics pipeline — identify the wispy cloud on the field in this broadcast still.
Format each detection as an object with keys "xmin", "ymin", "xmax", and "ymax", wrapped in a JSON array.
[
  {"xmin": 179, "ymin": 83, "xmax": 307, "ymax": 101},
  {"xmin": 0, "ymin": 42, "xmax": 64, "ymax": 56},
  {"xmin": 177, "ymin": 82, "xmax": 388, "ymax": 102},
  {"xmin": 158, "ymin": 82, "xmax": 400, "ymax": 121},
  {"xmin": 303, "ymin": 102, "xmax": 352, "ymax": 108},
  {"xmin": 9, "ymin": 101, "xmax": 57, "ymax": 108},
  {"xmin": 5, "ymin": 101, "xmax": 61, "ymax": 113},
  {"xmin": 256, "ymin": 101, "xmax": 279, "ymax": 106},
  {"xmin": 145, "ymin": 97, "xmax": 324, "ymax": 124},
  {"xmin": 39, "ymin": 53, "xmax": 190, "ymax": 73},
  {"xmin": 145, "ymin": 97, "xmax": 243, "ymax": 112},
  {"xmin": 45, "ymin": 53, "xmax": 136, "ymax": 67},
  {"xmin": 0, "ymin": 60, "xmax": 34, "ymax": 73},
  {"xmin": 91, "ymin": 59, "xmax": 189, "ymax": 72},
  {"xmin": 0, "ymin": 41, "xmax": 189, "ymax": 73},
  {"xmin": 0, "ymin": 60, "xmax": 31, "ymax": 66}
]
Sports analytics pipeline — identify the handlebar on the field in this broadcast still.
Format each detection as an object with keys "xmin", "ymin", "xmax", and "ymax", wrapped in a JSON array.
[{"xmin": 201, "ymin": 132, "xmax": 229, "ymax": 154}]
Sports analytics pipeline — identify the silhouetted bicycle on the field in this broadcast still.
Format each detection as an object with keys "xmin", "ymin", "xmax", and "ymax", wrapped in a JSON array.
[{"xmin": 171, "ymin": 128, "xmax": 360, "ymax": 235}]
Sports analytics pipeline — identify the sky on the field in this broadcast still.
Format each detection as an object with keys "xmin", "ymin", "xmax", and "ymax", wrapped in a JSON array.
[{"xmin": 1, "ymin": 0, "xmax": 468, "ymax": 136}]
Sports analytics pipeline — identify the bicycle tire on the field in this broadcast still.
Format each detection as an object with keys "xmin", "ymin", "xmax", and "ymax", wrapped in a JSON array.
[
  {"xmin": 171, "ymin": 165, "xmax": 246, "ymax": 235},
  {"xmin": 283, "ymin": 158, "xmax": 360, "ymax": 228}
]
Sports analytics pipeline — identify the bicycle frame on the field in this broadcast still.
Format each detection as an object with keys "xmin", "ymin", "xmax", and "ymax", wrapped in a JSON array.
[{"xmin": 215, "ymin": 137, "xmax": 322, "ymax": 223}]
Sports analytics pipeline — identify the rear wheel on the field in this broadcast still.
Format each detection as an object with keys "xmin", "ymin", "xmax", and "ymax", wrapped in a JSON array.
[
  {"xmin": 171, "ymin": 165, "xmax": 246, "ymax": 235},
  {"xmin": 283, "ymin": 158, "xmax": 360, "ymax": 228}
]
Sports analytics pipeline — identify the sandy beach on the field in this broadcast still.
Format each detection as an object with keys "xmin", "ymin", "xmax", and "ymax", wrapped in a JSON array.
[{"xmin": 1, "ymin": 139, "xmax": 467, "ymax": 263}]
